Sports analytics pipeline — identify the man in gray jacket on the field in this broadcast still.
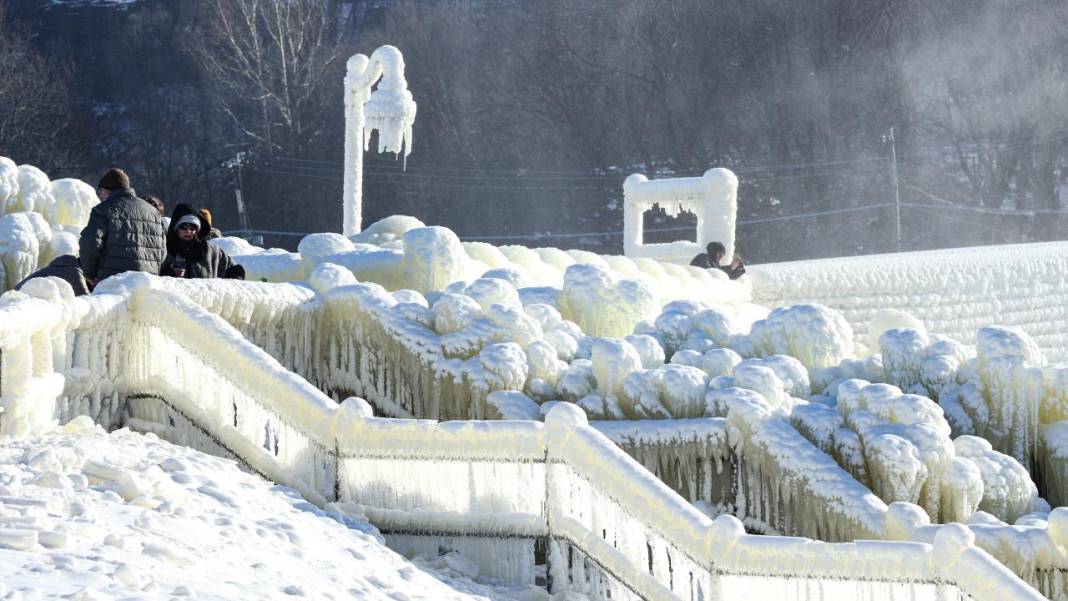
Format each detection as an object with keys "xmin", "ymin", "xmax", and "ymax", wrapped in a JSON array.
[{"xmin": 78, "ymin": 169, "xmax": 166, "ymax": 286}]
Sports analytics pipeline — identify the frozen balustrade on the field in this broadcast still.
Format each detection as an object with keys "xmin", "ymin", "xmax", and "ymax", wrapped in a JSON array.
[{"xmin": 0, "ymin": 278, "xmax": 1046, "ymax": 600}]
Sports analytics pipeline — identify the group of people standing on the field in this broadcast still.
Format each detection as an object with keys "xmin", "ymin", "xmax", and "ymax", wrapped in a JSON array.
[{"xmin": 16, "ymin": 168, "xmax": 243, "ymax": 295}]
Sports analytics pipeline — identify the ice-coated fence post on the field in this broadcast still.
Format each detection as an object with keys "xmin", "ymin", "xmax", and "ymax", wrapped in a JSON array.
[
  {"xmin": 1047, "ymin": 507, "xmax": 1068, "ymax": 556},
  {"xmin": 331, "ymin": 396, "xmax": 374, "ymax": 502},
  {"xmin": 706, "ymin": 513, "xmax": 744, "ymax": 598},
  {"xmin": 542, "ymin": 402, "xmax": 587, "ymax": 594},
  {"xmin": 884, "ymin": 502, "xmax": 930, "ymax": 541},
  {"xmin": 931, "ymin": 523, "xmax": 974, "ymax": 587}
]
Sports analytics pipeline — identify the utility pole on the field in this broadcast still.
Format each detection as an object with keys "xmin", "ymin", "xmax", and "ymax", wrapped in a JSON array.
[
  {"xmin": 225, "ymin": 151, "xmax": 253, "ymax": 241},
  {"xmin": 889, "ymin": 127, "xmax": 902, "ymax": 252}
]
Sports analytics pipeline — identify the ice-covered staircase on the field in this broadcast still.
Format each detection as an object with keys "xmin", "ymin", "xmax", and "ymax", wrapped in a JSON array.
[{"xmin": 0, "ymin": 275, "xmax": 1047, "ymax": 600}]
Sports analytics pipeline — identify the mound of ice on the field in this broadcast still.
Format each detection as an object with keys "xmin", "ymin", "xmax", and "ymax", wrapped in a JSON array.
[
  {"xmin": 0, "ymin": 212, "xmax": 42, "ymax": 289},
  {"xmin": 868, "ymin": 308, "xmax": 926, "ymax": 350},
  {"xmin": 14, "ymin": 164, "xmax": 51, "ymax": 214},
  {"xmin": 403, "ymin": 226, "xmax": 467, "ymax": 293},
  {"xmin": 298, "ymin": 232, "xmax": 354, "ymax": 267},
  {"xmin": 309, "ymin": 262, "xmax": 357, "ymax": 294},
  {"xmin": 560, "ymin": 263, "xmax": 657, "ymax": 337},
  {"xmin": 747, "ymin": 304, "xmax": 855, "ymax": 369},
  {"xmin": 49, "ymin": 178, "xmax": 98, "ymax": 227},
  {"xmin": 0, "ymin": 156, "xmax": 19, "ymax": 212},
  {"xmin": 350, "ymin": 214, "xmax": 425, "ymax": 246},
  {"xmin": 211, "ymin": 236, "xmax": 264, "ymax": 257}
]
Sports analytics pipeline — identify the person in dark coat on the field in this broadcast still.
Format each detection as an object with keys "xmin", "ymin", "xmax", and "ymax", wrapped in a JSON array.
[
  {"xmin": 690, "ymin": 241, "xmax": 746, "ymax": 280},
  {"xmin": 78, "ymin": 168, "xmax": 166, "ymax": 285},
  {"xmin": 160, "ymin": 204, "xmax": 245, "ymax": 280},
  {"xmin": 14, "ymin": 255, "xmax": 90, "ymax": 296}
]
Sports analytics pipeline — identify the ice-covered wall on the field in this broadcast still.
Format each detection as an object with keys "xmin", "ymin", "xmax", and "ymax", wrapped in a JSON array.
[{"xmin": 749, "ymin": 241, "xmax": 1068, "ymax": 362}]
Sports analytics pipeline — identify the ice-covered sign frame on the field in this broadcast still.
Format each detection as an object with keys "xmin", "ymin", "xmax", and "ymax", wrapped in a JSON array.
[{"xmin": 622, "ymin": 168, "xmax": 738, "ymax": 264}]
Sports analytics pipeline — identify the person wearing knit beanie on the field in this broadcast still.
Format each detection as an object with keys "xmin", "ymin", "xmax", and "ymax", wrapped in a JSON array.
[
  {"xmin": 79, "ymin": 167, "xmax": 166, "ymax": 284},
  {"xmin": 97, "ymin": 168, "xmax": 130, "ymax": 195}
]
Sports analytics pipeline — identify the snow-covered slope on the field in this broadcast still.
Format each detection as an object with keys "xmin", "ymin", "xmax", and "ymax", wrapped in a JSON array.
[{"xmin": 0, "ymin": 417, "xmax": 532, "ymax": 600}]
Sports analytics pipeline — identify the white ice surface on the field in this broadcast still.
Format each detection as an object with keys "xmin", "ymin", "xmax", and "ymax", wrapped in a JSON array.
[
  {"xmin": 0, "ymin": 418, "xmax": 533, "ymax": 601},
  {"xmin": 750, "ymin": 242, "xmax": 1068, "ymax": 362}
]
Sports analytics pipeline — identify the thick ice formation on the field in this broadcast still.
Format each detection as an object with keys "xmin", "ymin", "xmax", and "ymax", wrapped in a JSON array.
[
  {"xmin": 349, "ymin": 214, "xmax": 425, "ymax": 247},
  {"xmin": 0, "ymin": 268, "xmax": 1057, "ymax": 600},
  {"xmin": 787, "ymin": 376, "xmax": 1042, "ymax": 525},
  {"xmin": 750, "ymin": 242, "xmax": 1068, "ymax": 362},
  {"xmin": 746, "ymin": 304, "xmax": 855, "ymax": 369},
  {"xmin": 881, "ymin": 326, "xmax": 1049, "ymax": 473},
  {"xmin": 0, "ymin": 158, "xmax": 99, "ymax": 291},
  {"xmin": 0, "ymin": 157, "xmax": 19, "ymax": 213},
  {"xmin": 560, "ymin": 263, "xmax": 658, "ymax": 337},
  {"xmin": 48, "ymin": 178, "xmax": 98, "ymax": 228}
]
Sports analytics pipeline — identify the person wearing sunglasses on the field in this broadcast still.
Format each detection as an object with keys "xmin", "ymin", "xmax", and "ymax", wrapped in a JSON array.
[{"xmin": 160, "ymin": 204, "xmax": 245, "ymax": 280}]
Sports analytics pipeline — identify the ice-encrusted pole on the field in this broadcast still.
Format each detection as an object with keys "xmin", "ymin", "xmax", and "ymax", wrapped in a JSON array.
[{"xmin": 343, "ymin": 46, "xmax": 417, "ymax": 236}]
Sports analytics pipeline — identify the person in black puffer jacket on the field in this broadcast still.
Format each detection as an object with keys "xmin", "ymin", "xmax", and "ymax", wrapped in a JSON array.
[
  {"xmin": 78, "ymin": 168, "xmax": 166, "ymax": 285},
  {"xmin": 160, "ymin": 204, "xmax": 245, "ymax": 280}
]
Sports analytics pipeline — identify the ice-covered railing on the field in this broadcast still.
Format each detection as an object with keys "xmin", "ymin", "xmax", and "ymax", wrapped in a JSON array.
[
  {"xmin": 749, "ymin": 241, "xmax": 1068, "ymax": 362},
  {"xmin": 0, "ymin": 277, "xmax": 129, "ymax": 435},
  {"xmin": 142, "ymin": 279, "xmax": 1057, "ymax": 536},
  {"xmin": 0, "ymin": 276, "xmax": 1055, "ymax": 600},
  {"xmin": 0, "ymin": 157, "xmax": 97, "ymax": 290}
]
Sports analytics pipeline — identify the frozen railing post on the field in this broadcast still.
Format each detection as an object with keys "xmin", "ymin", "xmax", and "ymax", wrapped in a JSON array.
[
  {"xmin": 623, "ymin": 168, "xmax": 738, "ymax": 264},
  {"xmin": 343, "ymin": 46, "xmax": 417, "ymax": 236},
  {"xmin": 706, "ymin": 514, "xmax": 744, "ymax": 595}
]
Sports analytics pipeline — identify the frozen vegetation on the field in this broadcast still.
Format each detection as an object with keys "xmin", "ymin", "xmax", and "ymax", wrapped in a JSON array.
[{"xmin": 1, "ymin": 158, "xmax": 1065, "ymax": 599}]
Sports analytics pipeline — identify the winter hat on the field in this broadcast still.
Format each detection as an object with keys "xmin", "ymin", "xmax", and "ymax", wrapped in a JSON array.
[
  {"xmin": 98, "ymin": 168, "xmax": 130, "ymax": 191},
  {"xmin": 175, "ymin": 214, "xmax": 201, "ymax": 230}
]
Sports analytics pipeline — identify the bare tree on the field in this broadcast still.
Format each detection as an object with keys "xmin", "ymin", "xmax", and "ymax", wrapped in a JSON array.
[
  {"xmin": 0, "ymin": 6, "xmax": 78, "ymax": 170},
  {"xmin": 187, "ymin": 0, "xmax": 349, "ymax": 155}
]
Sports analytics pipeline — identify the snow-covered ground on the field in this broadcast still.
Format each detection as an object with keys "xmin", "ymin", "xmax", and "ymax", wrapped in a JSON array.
[{"xmin": 0, "ymin": 418, "xmax": 540, "ymax": 600}]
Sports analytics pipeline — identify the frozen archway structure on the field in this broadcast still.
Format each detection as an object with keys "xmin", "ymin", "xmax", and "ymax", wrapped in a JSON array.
[
  {"xmin": 343, "ymin": 46, "xmax": 418, "ymax": 236},
  {"xmin": 623, "ymin": 168, "xmax": 738, "ymax": 264}
]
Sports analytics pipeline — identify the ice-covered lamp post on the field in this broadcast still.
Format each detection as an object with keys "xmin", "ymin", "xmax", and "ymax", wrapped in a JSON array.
[{"xmin": 343, "ymin": 45, "xmax": 417, "ymax": 236}]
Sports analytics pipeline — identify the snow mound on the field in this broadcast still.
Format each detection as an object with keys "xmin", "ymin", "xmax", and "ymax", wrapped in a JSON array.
[{"xmin": 0, "ymin": 419, "xmax": 514, "ymax": 600}]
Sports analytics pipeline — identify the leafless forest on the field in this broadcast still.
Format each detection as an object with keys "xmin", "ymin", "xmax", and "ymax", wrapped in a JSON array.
[{"xmin": 2, "ymin": 0, "xmax": 1066, "ymax": 260}]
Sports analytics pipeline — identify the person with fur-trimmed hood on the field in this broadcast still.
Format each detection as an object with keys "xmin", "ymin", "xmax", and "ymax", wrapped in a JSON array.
[{"xmin": 160, "ymin": 204, "xmax": 245, "ymax": 279}]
